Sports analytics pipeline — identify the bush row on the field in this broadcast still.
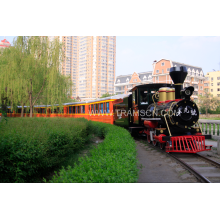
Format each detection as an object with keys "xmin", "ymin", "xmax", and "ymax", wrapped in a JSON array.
[
  {"xmin": 48, "ymin": 121, "xmax": 139, "ymax": 183},
  {"xmin": 0, "ymin": 118, "xmax": 90, "ymax": 182}
]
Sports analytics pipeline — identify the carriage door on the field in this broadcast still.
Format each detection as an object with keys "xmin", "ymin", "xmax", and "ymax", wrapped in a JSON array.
[{"xmin": 132, "ymin": 89, "xmax": 139, "ymax": 124}]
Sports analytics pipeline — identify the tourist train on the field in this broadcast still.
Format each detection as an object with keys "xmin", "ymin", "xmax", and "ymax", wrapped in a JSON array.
[{"xmin": 1, "ymin": 66, "xmax": 212, "ymax": 153}]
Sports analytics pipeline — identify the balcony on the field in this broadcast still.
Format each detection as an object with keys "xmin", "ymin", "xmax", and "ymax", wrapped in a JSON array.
[
  {"xmin": 185, "ymin": 79, "xmax": 191, "ymax": 83},
  {"xmin": 192, "ymin": 81, "xmax": 199, "ymax": 85},
  {"xmin": 194, "ymin": 88, "xmax": 198, "ymax": 92},
  {"xmin": 192, "ymin": 95, "xmax": 198, "ymax": 99}
]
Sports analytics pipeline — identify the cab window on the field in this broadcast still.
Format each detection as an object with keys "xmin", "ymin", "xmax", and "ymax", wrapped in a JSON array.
[{"xmin": 132, "ymin": 90, "xmax": 138, "ymax": 106}]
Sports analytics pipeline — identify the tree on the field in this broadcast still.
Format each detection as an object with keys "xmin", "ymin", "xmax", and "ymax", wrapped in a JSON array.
[
  {"xmin": 197, "ymin": 89, "xmax": 220, "ymax": 116},
  {"xmin": 100, "ymin": 92, "xmax": 115, "ymax": 98},
  {"xmin": 0, "ymin": 36, "xmax": 73, "ymax": 117}
]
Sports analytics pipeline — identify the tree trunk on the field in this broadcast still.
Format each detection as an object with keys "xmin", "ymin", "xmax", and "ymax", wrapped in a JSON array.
[
  {"xmin": 21, "ymin": 105, "xmax": 24, "ymax": 117},
  {"xmin": 29, "ymin": 93, "xmax": 33, "ymax": 118},
  {"xmin": 30, "ymin": 105, "xmax": 33, "ymax": 117},
  {"xmin": 1, "ymin": 98, "xmax": 8, "ymax": 117}
]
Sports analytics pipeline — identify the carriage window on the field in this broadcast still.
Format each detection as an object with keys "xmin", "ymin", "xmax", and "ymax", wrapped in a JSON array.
[
  {"xmin": 75, "ymin": 106, "xmax": 78, "ymax": 114},
  {"xmin": 106, "ymin": 102, "xmax": 109, "ymax": 113},
  {"xmin": 82, "ymin": 105, "xmax": 85, "ymax": 114},
  {"xmin": 69, "ymin": 106, "xmax": 71, "ymax": 113},
  {"xmin": 101, "ymin": 103, "xmax": 103, "ymax": 113},
  {"xmin": 78, "ymin": 106, "xmax": 80, "ymax": 113},
  {"xmin": 104, "ymin": 103, "xmax": 106, "ymax": 113},
  {"xmin": 89, "ymin": 105, "xmax": 91, "ymax": 113},
  {"xmin": 140, "ymin": 90, "xmax": 148, "ymax": 105},
  {"xmin": 96, "ymin": 104, "xmax": 98, "ymax": 113}
]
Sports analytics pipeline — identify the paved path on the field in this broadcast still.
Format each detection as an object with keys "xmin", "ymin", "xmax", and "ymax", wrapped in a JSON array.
[
  {"xmin": 206, "ymin": 140, "xmax": 217, "ymax": 148},
  {"xmin": 135, "ymin": 140, "xmax": 198, "ymax": 183}
]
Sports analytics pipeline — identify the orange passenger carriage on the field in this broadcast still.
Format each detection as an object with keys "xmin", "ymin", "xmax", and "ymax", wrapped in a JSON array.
[{"xmin": 3, "ymin": 95, "xmax": 127, "ymax": 125}]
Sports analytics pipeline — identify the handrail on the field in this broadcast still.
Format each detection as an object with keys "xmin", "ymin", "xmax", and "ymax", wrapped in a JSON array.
[{"xmin": 198, "ymin": 119, "xmax": 220, "ymax": 137}]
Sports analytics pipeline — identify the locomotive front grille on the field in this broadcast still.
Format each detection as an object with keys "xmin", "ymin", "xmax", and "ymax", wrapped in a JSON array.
[{"xmin": 165, "ymin": 135, "xmax": 212, "ymax": 153}]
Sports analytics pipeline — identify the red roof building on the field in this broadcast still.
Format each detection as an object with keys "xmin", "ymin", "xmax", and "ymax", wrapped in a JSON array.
[{"xmin": 0, "ymin": 39, "xmax": 11, "ymax": 48}]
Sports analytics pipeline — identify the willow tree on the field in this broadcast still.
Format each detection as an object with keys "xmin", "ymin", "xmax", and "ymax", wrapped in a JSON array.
[
  {"xmin": 0, "ymin": 45, "xmax": 21, "ymax": 116},
  {"xmin": 0, "ymin": 36, "xmax": 72, "ymax": 117}
]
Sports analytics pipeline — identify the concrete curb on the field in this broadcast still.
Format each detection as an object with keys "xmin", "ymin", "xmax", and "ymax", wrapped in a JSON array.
[{"xmin": 211, "ymin": 135, "xmax": 220, "ymax": 140}]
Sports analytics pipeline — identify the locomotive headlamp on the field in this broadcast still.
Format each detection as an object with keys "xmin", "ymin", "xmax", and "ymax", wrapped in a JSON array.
[
  {"xmin": 180, "ymin": 86, "xmax": 194, "ymax": 100},
  {"xmin": 185, "ymin": 89, "xmax": 191, "ymax": 96}
]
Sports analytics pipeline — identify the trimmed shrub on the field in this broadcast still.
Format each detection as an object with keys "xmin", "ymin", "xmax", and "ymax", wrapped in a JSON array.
[
  {"xmin": 0, "ymin": 118, "xmax": 90, "ymax": 182},
  {"xmin": 49, "ymin": 121, "xmax": 139, "ymax": 183}
]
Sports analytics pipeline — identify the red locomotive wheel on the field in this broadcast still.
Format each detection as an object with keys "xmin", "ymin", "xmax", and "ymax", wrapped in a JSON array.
[
  {"xmin": 147, "ymin": 134, "xmax": 151, "ymax": 144},
  {"xmin": 153, "ymin": 139, "xmax": 157, "ymax": 146},
  {"xmin": 160, "ymin": 143, "xmax": 165, "ymax": 150}
]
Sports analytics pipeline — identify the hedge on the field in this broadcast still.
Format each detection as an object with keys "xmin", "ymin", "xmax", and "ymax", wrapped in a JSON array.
[
  {"xmin": 48, "ymin": 121, "xmax": 139, "ymax": 183},
  {"xmin": 0, "ymin": 118, "xmax": 139, "ymax": 183},
  {"xmin": 0, "ymin": 118, "xmax": 91, "ymax": 183}
]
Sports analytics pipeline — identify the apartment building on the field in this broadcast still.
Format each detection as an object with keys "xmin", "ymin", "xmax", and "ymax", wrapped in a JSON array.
[
  {"xmin": 205, "ymin": 71, "xmax": 220, "ymax": 97},
  {"xmin": 57, "ymin": 36, "xmax": 116, "ymax": 100},
  {"xmin": 114, "ymin": 71, "xmax": 152, "ymax": 95},
  {"xmin": 152, "ymin": 59, "xmax": 206, "ymax": 102}
]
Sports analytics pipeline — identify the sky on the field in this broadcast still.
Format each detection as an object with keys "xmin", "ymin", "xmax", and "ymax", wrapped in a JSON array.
[{"xmin": 1, "ymin": 36, "xmax": 220, "ymax": 77}]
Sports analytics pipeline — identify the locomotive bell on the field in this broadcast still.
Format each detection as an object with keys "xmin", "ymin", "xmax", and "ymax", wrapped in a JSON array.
[{"xmin": 169, "ymin": 66, "xmax": 187, "ymax": 99}]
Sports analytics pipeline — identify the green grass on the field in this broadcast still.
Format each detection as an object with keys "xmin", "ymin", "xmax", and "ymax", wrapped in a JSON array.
[{"xmin": 200, "ymin": 117, "xmax": 220, "ymax": 120}]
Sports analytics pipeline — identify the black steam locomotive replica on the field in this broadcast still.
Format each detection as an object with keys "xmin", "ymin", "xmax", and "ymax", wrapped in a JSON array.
[{"xmin": 114, "ymin": 66, "xmax": 212, "ymax": 153}]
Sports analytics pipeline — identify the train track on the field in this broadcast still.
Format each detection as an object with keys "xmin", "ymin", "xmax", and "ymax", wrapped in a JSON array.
[
  {"xmin": 135, "ymin": 136, "xmax": 220, "ymax": 183},
  {"xmin": 169, "ymin": 153, "xmax": 220, "ymax": 183}
]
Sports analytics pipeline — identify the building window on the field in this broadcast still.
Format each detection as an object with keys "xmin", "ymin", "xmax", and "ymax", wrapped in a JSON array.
[
  {"xmin": 133, "ymin": 79, "xmax": 137, "ymax": 82},
  {"xmin": 200, "ymin": 80, "xmax": 203, "ymax": 84},
  {"xmin": 161, "ymin": 62, "xmax": 165, "ymax": 66},
  {"xmin": 156, "ymin": 70, "xmax": 159, "ymax": 73},
  {"xmin": 167, "ymin": 68, "xmax": 170, "ymax": 72},
  {"xmin": 218, "ymin": 88, "xmax": 220, "ymax": 91},
  {"xmin": 162, "ymin": 69, "xmax": 164, "ymax": 74},
  {"xmin": 156, "ymin": 76, "xmax": 159, "ymax": 81},
  {"xmin": 218, "ymin": 77, "xmax": 220, "ymax": 80},
  {"xmin": 217, "ymin": 82, "xmax": 220, "ymax": 86},
  {"xmin": 211, "ymin": 77, "xmax": 213, "ymax": 81},
  {"xmin": 200, "ymin": 93, "xmax": 202, "ymax": 96},
  {"xmin": 200, "ymin": 86, "xmax": 203, "ymax": 90},
  {"xmin": 211, "ymin": 89, "xmax": 213, "ymax": 92},
  {"xmin": 211, "ymin": 83, "xmax": 213, "ymax": 86}
]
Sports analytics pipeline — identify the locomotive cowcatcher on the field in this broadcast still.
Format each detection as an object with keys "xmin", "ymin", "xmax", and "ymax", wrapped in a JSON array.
[{"xmin": 114, "ymin": 66, "xmax": 212, "ymax": 153}]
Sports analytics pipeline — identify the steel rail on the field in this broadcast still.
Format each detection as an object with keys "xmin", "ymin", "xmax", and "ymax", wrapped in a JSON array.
[
  {"xmin": 169, "ymin": 153, "xmax": 211, "ymax": 183},
  {"xmin": 134, "ymin": 137, "xmax": 214, "ymax": 183},
  {"xmin": 196, "ymin": 154, "xmax": 220, "ymax": 168}
]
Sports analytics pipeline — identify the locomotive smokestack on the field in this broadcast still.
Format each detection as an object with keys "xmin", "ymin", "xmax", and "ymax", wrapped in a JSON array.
[{"xmin": 169, "ymin": 66, "xmax": 187, "ymax": 99}]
